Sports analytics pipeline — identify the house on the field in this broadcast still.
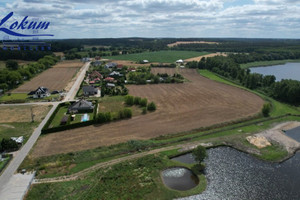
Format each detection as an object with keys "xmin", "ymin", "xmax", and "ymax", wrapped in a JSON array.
[
  {"xmin": 109, "ymin": 71, "xmax": 122, "ymax": 77},
  {"xmin": 104, "ymin": 77, "xmax": 115, "ymax": 82},
  {"xmin": 82, "ymin": 85, "xmax": 99, "ymax": 96},
  {"xmin": 89, "ymin": 71, "xmax": 103, "ymax": 79},
  {"xmin": 95, "ymin": 56, "xmax": 101, "ymax": 60},
  {"xmin": 128, "ymin": 67, "xmax": 136, "ymax": 72},
  {"xmin": 105, "ymin": 62, "xmax": 117, "ymax": 69},
  {"xmin": 93, "ymin": 60, "xmax": 102, "ymax": 66},
  {"xmin": 117, "ymin": 64, "xmax": 124, "ymax": 69},
  {"xmin": 107, "ymin": 83, "xmax": 115, "ymax": 88},
  {"xmin": 68, "ymin": 99, "xmax": 94, "ymax": 113},
  {"xmin": 31, "ymin": 87, "xmax": 50, "ymax": 98},
  {"xmin": 11, "ymin": 136, "xmax": 24, "ymax": 144},
  {"xmin": 176, "ymin": 59, "xmax": 184, "ymax": 64}
]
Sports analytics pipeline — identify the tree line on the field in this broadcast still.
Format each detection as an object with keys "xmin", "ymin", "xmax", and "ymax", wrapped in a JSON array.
[
  {"xmin": 0, "ymin": 55, "xmax": 59, "ymax": 91},
  {"xmin": 194, "ymin": 55, "xmax": 300, "ymax": 104}
]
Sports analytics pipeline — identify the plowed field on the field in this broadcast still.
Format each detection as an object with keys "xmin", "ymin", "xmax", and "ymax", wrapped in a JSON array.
[
  {"xmin": 13, "ymin": 61, "xmax": 83, "ymax": 93},
  {"xmin": 32, "ymin": 68, "xmax": 264, "ymax": 157}
]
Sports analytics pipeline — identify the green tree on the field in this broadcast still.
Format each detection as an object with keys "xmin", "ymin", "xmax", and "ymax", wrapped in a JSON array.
[
  {"xmin": 125, "ymin": 95, "xmax": 134, "ymax": 106},
  {"xmin": 140, "ymin": 98, "xmax": 148, "ymax": 107},
  {"xmin": 6, "ymin": 60, "xmax": 19, "ymax": 70},
  {"xmin": 262, "ymin": 103, "xmax": 271, "ymax": 117},
  {"xmin": 192, "ymin": 145, "xmax": 207, "ymax": 164},
  {"xmin": 92, "ymin": 47, "xmax": 97, "ymax": 51},
  {"xmin": 147, "ymin": 101, "xmax": 156, "ymax": 111}
]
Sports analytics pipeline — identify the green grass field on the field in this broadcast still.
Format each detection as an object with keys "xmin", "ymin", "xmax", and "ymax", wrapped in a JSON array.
[
  {"xmin": 0, "ymin": 122, "xmax": 39, "ymax": 144},
  {"xmin": 104, "ymin": 51, "xmax": 210, "ymax": 63},
  {"xmin": 0, "ymin": 93, "xmax": 28, "ymax": 101},
  {"xmin": 240, "ymin": 59, "xmax": 300, "ymax": 69},
  {"xmin": 26, "ymin": 154, "xmax": 206, "ymax": 200},
  {"xmin": 198, "ymin": 69, "xmax": 300, "ymax": 117}
]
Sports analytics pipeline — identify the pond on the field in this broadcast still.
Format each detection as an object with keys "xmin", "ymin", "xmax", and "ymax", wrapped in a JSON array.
[
  {"xmin": 161, "ymin": 167, "xmax": 199, "ymax": 191},
  {"xmin": 284, "ymin": 126, "xmax": 300, "ymax": 142},
  {"xmin": 172, "ymin": 127, "xmax": 300, "ymax": 200},
  {"xmin": 249, "ymin": 62, "xmax": 300, "ymax": 81}
]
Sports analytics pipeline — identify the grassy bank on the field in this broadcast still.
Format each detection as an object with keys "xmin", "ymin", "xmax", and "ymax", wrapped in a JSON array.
[
  {"xmin": 198, "ymin": 69, "xmax": 300, "ymax": 117},
  {"xmin": 104, "ymin": 51, "xmax": 209, "ymax": 63},
  {"xmin": 0, "ymin": 122, "xmax": 39, "ymax": 143},
  {"xmin": 240, "ymin": 59, "xmax": 300, "ymax": 69},
  {"xmin": 25, "ymin": 154, "xmax": 206, "ymax": 200}
]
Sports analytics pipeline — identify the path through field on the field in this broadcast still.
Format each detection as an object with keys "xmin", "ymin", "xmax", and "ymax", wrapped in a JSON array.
[{"xmin": 32, "ymin": 68, "xmax": 264, "ymax": 157}]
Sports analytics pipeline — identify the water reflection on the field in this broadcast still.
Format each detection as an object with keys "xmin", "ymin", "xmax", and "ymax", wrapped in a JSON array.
[
  {"xmin": 179, "ymin": 147, "xmax": 300, "ymax": 200},
  {"xmin": 162, "ymin": 167, "xmax": 199, "ymax": 191}
]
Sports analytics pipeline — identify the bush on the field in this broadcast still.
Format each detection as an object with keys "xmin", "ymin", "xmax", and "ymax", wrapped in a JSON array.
[
  {"xmin": 125, "ymin": 95, "xmax": 134, "ymax": 106},
  {"xmin": 142, "ymin": 107, "xmax": 147, "ymax": 114},
  {"xmin": 140, "ymin": 98, "xmax": 148, "ymax": 107},
  {"xmin": 96, "ymin": 112, "xmax": 111, "ymax": 123},
  {"xmin": 123, "ymin": 108, "xmax": 132, "ymax": 118},
  {"xmin": 262, "ymin": 103, "xmax": 271, "ymax": 117},
  {"xmin": 1, "ymin": 138, "xmax": 19, "ymax": 152},
  {"xmin": 127, "ymin": 140, "xmax": 153, "ymax": 151},
  {"xmin": 134, "ymin": 96, "xmax": 141, "ymax": 105},
  {"xmin": 147, "ymin": 101, "xmax": 156, "ymax": 111}
]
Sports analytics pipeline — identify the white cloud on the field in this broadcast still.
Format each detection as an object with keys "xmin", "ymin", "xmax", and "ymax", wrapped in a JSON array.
[{"xmin": 0, "ymin": 0, "xmax": 299, "ymax": 38}]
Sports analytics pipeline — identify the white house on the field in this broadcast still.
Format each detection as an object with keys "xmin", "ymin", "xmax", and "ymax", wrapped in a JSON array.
[{"xmin": 32, "ymin": 87, "xmax": 50, "ymax": 99}]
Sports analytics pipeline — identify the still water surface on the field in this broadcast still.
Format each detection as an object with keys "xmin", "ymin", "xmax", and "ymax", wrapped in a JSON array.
[
  {"xmin": 250, "ymin": 62, "xmax": 300, "ymax": 81},
  {"xmin": 178, "ymin": 147, "xmax": 300, "ymax": 200}
]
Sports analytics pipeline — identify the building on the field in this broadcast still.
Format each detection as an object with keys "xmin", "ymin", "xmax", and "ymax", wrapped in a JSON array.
[
  {"xmin": 109, "ymin": 71, "xmax": 122, "ymax": 77},
  {"xmin": 82, "ymin": 85, "xmax": 99, "ymax": 96},
  {"xmin": 89, "ymin": 71, "xmax": 103, "ymax": 79},
  {"xmin": 68, "ymin": 99, "xmax": 94, "ymax": 113},
  {"xmin": 176, "ymin": 59, "xmax": 184, "ymax": 64},
  {"xmin": 107, "ymin": 83, "xmax": 115, "ymax": 88},
  {"xmin": 105, "ymin": 62, "xmax": 117, "ymax": 69},
  {"xmin": 11, "ymin": 136, "xmax": 24, "ymax": 144},
  {"xmin": 142, "ymin": 60, "xmax": 149, "ymax": 63},
  {"xmin": 104, "ymin": 77, "xmax": 115, "ymax": 82},
  {"xmin": 31, "ymin": 87, "xmax": 50, "ymax": 98}
]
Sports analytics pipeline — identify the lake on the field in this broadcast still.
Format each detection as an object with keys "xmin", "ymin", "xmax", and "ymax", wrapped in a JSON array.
[
  {"xmin": 173, "ymin": 127, "xmax": 300, "ymax": 200},
  {"xmin": 250, "ymin": 62, "xmax": 300, "ymax": 81}
]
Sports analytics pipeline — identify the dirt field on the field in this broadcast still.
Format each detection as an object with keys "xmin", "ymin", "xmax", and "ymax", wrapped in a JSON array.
[
  {"xmin": 167, "ymin": 41, "xmax": 219, "ymax": 47},
  {"xmin": 32, "ymin": 68, "xmax": 264, "ymax": 157},
  {"xmin": 184, "ymin": 52, "xmax": 227, "ymax": 62},
  {"xmin": 0, "ymin": 105, "xmax": 52, "ymax": 123},
  {"xmin": 13, "ymin": 61, "xmax": 83, "ymax": 93}
]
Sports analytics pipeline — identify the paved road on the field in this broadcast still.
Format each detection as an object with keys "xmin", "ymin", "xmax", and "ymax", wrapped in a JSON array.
[
  {"xmin": 0, "ymin": 102, "xmax": 59, "ymax": 195},
  {"xmin": 0, "ymin": 61, "xmax": 90, "ymax": 199},
  {"xmin": 64, "ymin": 61, "xmax": 90, "ymax": 101}
]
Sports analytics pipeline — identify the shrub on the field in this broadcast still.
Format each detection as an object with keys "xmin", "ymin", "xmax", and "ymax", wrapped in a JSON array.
[
  {"xmin": 262, "ymin": 103, "xmax": 271, "ymax": 117},
  {"xmin": 0, "ymin": 138, "xmax": 19, "ymax": 152},
  {"xmin": 125, "ymin": 95, "xmax": 134, "ymax": 106},
  {"xmin": 96, "ymin": 112, "xmax": 111, "ymax": 123},
  {"xmin": 134, "ymin": 96, "xmax": 141, "ymax": 105},
  {"xmin": 147, "ymin": 101, "xmax": 156, "ymax": 111},
  {"xmin": 140, "ymin": 98, "xmax": 148, "ymax": 107},
  {"xmin": 123, "ymin": 108, "xmax": 132, "ymax": 118},
  {"xmin": 127, "ymin": 140, "xmax": 153, "ymax": 151},
  {"xmin": 142, "ymin": 107, "xmax": 147, "ymax": 114}
]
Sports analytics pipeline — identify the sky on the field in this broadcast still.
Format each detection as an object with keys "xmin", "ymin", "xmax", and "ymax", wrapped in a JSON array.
[{"xmin": 0, "ymin": 0, "xmax": 300, "ymax": 39}]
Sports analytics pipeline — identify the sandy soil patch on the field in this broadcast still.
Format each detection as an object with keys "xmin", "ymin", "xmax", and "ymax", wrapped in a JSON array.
[
  {"xmin": 256, "ymin": 122, "xmax": 300, "ymax": 154},
  {"xmin": 0, "ymin": 105, "xmax": 52, "ymax": 123},
  {"xmin": 167, "ymin": 41, "xmax": 219, "ymax": 47},
  {"xmin": 32, "ymin": 68, "xmax": 264, "ymax": 157},
  {"xmin": 184, "ymin": 52, "xmax": 227, "ymax": 62},
  {"xmin": 246, "ymin": 136, "xmax": 271, "ymax": 148}
]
